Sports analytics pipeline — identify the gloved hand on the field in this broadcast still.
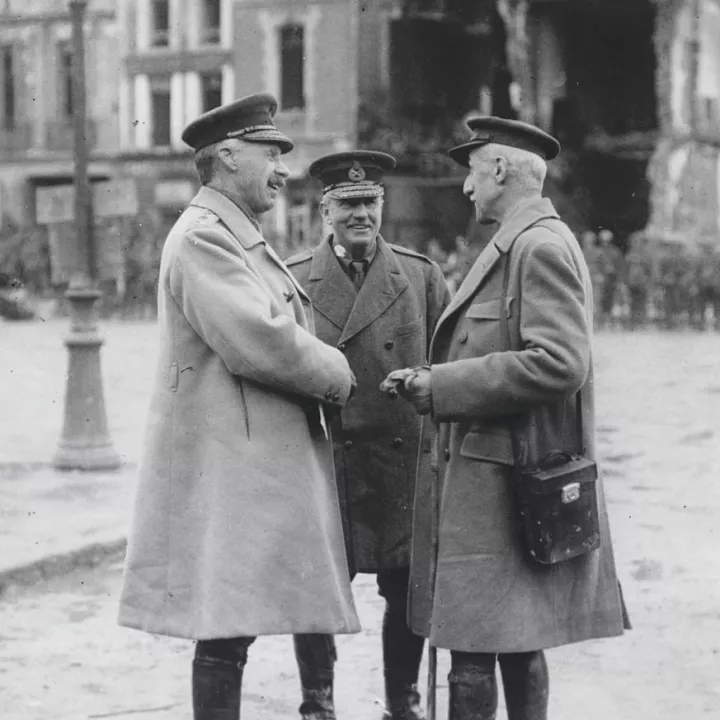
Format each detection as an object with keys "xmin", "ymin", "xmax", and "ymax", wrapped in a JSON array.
[
  {"xmin": 380, "ymin": 366, "xmax": 432, "ymax": 415},
  {"xmin": 380, "ymin": 368, "xmax": 416, "ymax": 399}
]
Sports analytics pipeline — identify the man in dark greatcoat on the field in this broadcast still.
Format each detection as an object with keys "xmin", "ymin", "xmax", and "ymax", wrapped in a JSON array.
[
  {"xmin": 287, "ymin": 151, "xmax": 450, "ymax": 720},
  {"xmin": 384, "ymin": 117, "xmax": 627, "ymax": 720}
]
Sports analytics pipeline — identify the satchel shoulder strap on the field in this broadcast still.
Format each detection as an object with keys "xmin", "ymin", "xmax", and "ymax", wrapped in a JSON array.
[{"xmin": 499, "ymin": 238, "xmax": 584, "ymax": 464}]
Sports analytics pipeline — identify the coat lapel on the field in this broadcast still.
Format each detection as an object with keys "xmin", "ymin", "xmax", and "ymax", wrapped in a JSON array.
[
  {"xmin": 190, "ymin": 186, "xmax": 310, "ymax": 303},
  {"xmin": 338, "ymin": 236, "xmax": 409, "ymax": 344},
  {"xmin": 432, "ymin": 197, "xmax": 560, "ymax": 342},
  {"xmin": 305, "ymin": 240, "xmax": 357, "ymax": 330}
]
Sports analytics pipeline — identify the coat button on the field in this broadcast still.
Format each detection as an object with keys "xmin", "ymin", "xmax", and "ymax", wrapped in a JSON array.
[
  {"xmin": 332, "ymin": 392, "xmax": 340, "ymax": 402},
  {"xmin": 325, "ymin": 391, "xmax": 333, "ymax": 400},
  {"xmin": 444, "ymin": 448, "xmax": 450, "ymax": 461},
  {"xmin": 458, "ymin": 330, "xmax": 469, "ymax": 344},
  {"xmin": 338, "ymin": 343, "xmax": 347, "ymax": 352},
  {"xmin": 384, "ymin": 340, "xmax": 394, "ymax": 350},
  {"xmin": 344, "ymin": 440, "xmax": 353, "ymax": 450},
  {"xmin": 392, "ymin": 437, "xmax": 403, "ymax": 448}
]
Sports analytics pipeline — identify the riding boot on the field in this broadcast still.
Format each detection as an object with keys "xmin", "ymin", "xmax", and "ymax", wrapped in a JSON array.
[
  {"xmin": 447, "ymin": 652, "xmax": 498, "ymax": 720},
  {"xmin": 192, "ymin": 637, "xmax": 253, "ymax": 720},
  {"xmin": 498, "ymin": 651, "xmax": 549, "ymax": 720},
  {"xmin": 382, "ymin": 603, "xmax": 426, "ymax": 719},
  {"xmin": 294, "ymin": 634, "xmax": 337, "ymax": 720}
]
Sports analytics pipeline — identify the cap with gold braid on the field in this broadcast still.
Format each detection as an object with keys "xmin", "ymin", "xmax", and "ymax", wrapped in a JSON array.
[
  {"xmin": 181, "ymin": 92, "xmax": 294, "ymax": 153},
  {"xmin": 309, "ymin": 150, "xmax": 397, "ymax": 200}
]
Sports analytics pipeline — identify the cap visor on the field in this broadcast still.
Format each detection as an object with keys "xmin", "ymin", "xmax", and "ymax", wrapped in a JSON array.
[
  {"xmin": 325, "ymin": 184, "xmax": 384, "ymax": 200},
  {"xmin": 447, "ymin": 141, "xmax": 486, "ymax": 168}
]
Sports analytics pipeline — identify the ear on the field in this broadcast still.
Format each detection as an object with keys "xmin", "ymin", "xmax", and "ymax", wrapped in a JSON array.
[
  {"xmin": 494, "ymin": 156, "xmax": 509, "ymax": 185},
  {"xmin": 216, "ymin": 145, "xmax": 236, "ymax": 173},
  {"xmin": 320, "ymin": 200, "xmax": 332, "ymax": 224}
]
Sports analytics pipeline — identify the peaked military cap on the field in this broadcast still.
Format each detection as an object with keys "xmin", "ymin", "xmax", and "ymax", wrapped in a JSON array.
[
  {"xmin": 448, "ymin": 115, "xmax": 560, "ymax": 167},
  {"xmin": 309, "ymin": 150, "xmax": 397, "ymax": 200},
  {"xmin": 181, "ymin": 92, "xmax": 293, "ymax": 153}
]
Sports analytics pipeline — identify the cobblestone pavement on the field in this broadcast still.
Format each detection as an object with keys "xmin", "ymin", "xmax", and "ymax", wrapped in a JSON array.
[{"xmin": 1, "ymin": 322, "xmax": 719, "ymax": 719}]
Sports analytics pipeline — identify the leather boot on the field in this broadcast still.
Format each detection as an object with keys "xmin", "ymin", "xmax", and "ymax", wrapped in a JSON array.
[
  {"xmin": 294, "ymin": 634, "xmax": 337, "ymax": 720},
  {"xmin": 498, "ymin": 651, "xmax": 549, "ymax": 720},
  {"xmin": 193, "ymin": 637, "xmax": 253, "ymax": 720},
  {"xmin": 192, "ymin": 656, "xmax": 242, "ymax": 720},
  {"xmin": 381, "ymin": 604, "xmax": 426, "ymax": 719},
  {"xmin": 448, "ymin": 652, "xmax": 498, "ymax": 720}
]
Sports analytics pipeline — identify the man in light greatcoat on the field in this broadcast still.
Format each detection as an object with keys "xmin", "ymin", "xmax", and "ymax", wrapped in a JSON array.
[
  {"xmin": 117, "ymin": 94, "xmax": 360, "ymax": 720},
  {"xmin": 287, "ymin": 151, "xmax": 450, "ymax": 720},
  {"xmin": 385, "ymin": 117, "xmax": 627, "ymax": 720}
]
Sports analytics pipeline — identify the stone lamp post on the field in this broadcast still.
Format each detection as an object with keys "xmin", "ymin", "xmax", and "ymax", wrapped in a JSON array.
[{"xmin": 52, "ymin": 0, "xmax": 121, "ymax": 471}]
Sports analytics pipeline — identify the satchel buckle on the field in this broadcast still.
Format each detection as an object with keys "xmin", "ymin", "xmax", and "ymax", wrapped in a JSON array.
[{"xmin": 561, "ymin": 482, "xmax": 581, "ymax": 504}]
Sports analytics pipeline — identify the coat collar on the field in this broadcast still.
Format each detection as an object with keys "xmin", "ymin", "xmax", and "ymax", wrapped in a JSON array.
[
  {"xmin": 434, "ymin": 196, "xmax": 559, "ymax": 334},
  {"xmin": 306, "ymin": 235, "xmax": 409, "ymax": 342},
  {"xmin": 189, "ymin": 186, "xmax": 265, "ymax": 249},
  {"xmin": 189, "ymin": 186, "xmax": 310, "ymax": 303},
  {"xmin": 306, "ymin": 239, "xmax": 357, "ymax": 329}
]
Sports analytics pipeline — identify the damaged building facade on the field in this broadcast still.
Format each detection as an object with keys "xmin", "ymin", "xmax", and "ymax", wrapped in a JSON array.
[{"xmin": 498, "ymin": 0, "xmax": 720, "ymax": 250}]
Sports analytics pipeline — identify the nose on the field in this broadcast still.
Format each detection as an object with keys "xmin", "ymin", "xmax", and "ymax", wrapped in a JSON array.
[
  {"xmin": 276, "ymin": 159, "xmax": 290, "ymax": 178},
  {"xmin": 463, "ymin": 175, "xmax": 473, "ymax": 197},
  {"xmin": 352, "ymin": 203, "xmax": 370, "ymax": 219}
]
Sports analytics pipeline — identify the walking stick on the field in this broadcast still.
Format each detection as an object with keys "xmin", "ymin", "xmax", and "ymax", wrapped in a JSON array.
[{"xmin": 425, "ymin": 422, "xmax": 440, "ymax": 720}]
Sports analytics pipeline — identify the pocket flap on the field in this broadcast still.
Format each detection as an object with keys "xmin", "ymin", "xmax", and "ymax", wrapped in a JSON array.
[
  {"xmin": 465, "ymin": 300, "xmax": 502, "ymax": 320},
  {"xmin": 459, "ymin": 431, "xmax": 515, "ymax": 465},
  {"xmin": 395, "ymin": 317, "xmax": 423, "ymax": 337}
]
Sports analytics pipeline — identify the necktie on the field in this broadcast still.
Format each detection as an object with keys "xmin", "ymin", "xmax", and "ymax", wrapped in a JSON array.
[{"xmin": 350, "ymin": 260, "xmax": 368, "ymax": 291}]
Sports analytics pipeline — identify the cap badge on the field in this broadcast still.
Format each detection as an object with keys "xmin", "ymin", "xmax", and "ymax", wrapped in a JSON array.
[{"xmin": 348, "ymin": 161, "xmax": 366, "ymax": 182}]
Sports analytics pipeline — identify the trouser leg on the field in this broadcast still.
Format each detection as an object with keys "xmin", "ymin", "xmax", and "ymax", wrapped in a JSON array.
[
  {"xmin": 193, "ymin": 636, "xmax": 255, "ymax": 720},
  {"xmin": 498, "ymin": 651, "xmax": 549, "ymax": 720},
  {"xmin": 378, "ymin": 568, "xmax": 426, "ymax": 719},
  {"xmin": 448, "ymin": 651, "xmax": 498, "ymax": 720},
  {"xmin": 293, "ymin": 633, "xmax": 337, "ymax": 719}
]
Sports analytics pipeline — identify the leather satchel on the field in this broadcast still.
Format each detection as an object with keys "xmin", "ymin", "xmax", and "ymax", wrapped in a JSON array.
[{"xmin": 499, "ymin": 247, "xmax": 601, "ymax": 565}]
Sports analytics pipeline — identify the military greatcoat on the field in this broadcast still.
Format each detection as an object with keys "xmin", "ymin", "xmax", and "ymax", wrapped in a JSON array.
[
  {"xmin": 287, "ymin": 236, "xmax": 450, "ymax": 573},
  {"xmin": 409, "ymin": 197, "xmax": 626, "ymax": 653},
  {"xmin": 118, "ymin": 187, "xmax": 360, "ymax": 640}
]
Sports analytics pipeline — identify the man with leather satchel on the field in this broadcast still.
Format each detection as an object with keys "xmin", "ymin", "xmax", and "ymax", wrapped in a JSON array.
[{"xmin": 382, "ymin": 116, "xmax": 629, "ymax": 720}]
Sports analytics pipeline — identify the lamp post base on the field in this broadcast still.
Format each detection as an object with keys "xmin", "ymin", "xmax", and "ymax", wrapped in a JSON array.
[{"xmin": 53, "ymin": 286, "xmax": 121, "ymax": 472}]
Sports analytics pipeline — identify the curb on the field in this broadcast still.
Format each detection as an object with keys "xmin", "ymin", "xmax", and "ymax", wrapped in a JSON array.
[{"xmin": 0, "ymin": 537, "xmax": 127, "ymax": 596}]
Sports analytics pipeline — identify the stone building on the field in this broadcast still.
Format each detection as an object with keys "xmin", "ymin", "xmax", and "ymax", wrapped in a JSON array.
[
  {"xmin": 0, "ymin": 0, "xmax": 119, "ymax": 226},
  {"xmin": 1, "ymin": 0, "xmax": 717, "ymax": 295}
]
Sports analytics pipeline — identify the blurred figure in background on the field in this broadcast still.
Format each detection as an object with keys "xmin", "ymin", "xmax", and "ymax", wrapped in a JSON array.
[
  {"xmin": 597, "ymin": 229, "xmax": 623, "ymax": 329},
  {"xmin": 696, "ymin": 244, "xmax": 720, "ymax": 331},
  {"xmin": 624, "ymin": 232, "xmax": 653, "ymax": 330}
]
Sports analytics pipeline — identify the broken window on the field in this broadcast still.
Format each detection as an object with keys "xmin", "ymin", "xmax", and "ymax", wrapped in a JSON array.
[
  {"xmin": 58, "ymin": 41, "xmax": 74, "ymax": 119},
  {"xmin": 151, "ymin": 0, "xmax": 170, "ymax": 48},
  {"xmin": 201, "ymin": 72, "xmax": 223, "ymax": 112},
  {"xmin": 698, "ymin": 1, "xmax": 720, "ymax": 130},
  {"xmin": 200, "ymin": 0, "xmax": 221, "ymax": 45},
  {"xmin": 279, "ymin": 23, "xmax": 305, "ymax": 111},
  {"xmin": 150, "ymin": 76, "xmax": 171, "ymax": 147},
  {"xmin": 1, "ymin": 45, "xmax": 15, "ymax": 130}
]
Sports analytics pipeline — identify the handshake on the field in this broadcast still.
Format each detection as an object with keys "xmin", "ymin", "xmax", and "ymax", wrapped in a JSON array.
[{"xmin": 379, "ymin": 365, "xmax": 433, "ymax": 415}]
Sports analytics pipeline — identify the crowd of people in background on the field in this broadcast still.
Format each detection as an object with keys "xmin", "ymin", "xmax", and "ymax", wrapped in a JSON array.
[{"xmin": 425, "ymin": 231, "xmax": 720, "ymax": 332}]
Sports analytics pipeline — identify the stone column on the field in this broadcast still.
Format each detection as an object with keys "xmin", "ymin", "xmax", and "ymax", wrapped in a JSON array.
[
  {"xmin": 133, "ymin": 74, "xmax": 152, "ymax": 149},
  {"xmin": 170, "ymin": 71, "xmax": 185, "ymax": 148}
]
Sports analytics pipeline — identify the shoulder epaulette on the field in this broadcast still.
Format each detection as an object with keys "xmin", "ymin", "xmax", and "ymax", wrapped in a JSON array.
[
  {"xmin": 390, "ymin": 243, "xmax": 432, "ymax": 263},
  {"xmin": 285, "ymin": 249, "xmax": 313, "ymax": 267}
]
